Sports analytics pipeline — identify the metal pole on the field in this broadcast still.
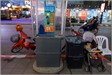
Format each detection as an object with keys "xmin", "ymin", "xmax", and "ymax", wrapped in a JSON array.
[
  {"xmin": 100, "ymin": 12, "xmax": 103, "ymax": 24},
  {"xmin": 61, "ymin": 0, "xmax": 68, "ymax": 35},
  {"xmin": 100, "ymin": 2, "xmax": 105, "ymax": 24},
  {"xmin": 31, "ymin": 0, "xmax": 38, "ymax": 37},
  {"xmin": 64, "ymin": 0, "xmax": 68, "ymax": 32},
  {"xmin": 31, "ymin": 0, "xmax": 37, "ymax": 37},
  {"xmin": 35, "ymin": 0, "xmax": 38, "ymax": 36},
  {"xmin": 31, "ymin": 0, "xmax": 34, "ymax": 37},
  {"xmin": 61, "ymin": 0, "xmax": 64, "ymax": 35}
]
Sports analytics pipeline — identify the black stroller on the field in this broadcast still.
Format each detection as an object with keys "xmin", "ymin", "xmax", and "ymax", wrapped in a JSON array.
[{"xmin": 83, "ymin": 42, "xmax": 106, "ymax": 73}]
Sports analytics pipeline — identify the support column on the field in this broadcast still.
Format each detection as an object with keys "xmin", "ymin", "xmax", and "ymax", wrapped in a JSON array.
[
  {"xmin": 61, "ymin": 0, "xmax": 68, "ymax": 35},
  {"xmin": 100, "ymin": 12, "xmax": 103, "ymax": 24}
]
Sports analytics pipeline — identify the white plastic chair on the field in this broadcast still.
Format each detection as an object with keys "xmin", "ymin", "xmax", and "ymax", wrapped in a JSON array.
[{"xmin": 96, "ymin": 36, "xmax": 112, "ymax": 55}]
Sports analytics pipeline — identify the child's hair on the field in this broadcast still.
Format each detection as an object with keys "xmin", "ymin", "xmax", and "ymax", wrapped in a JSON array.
[{"xmin": 84, "ymin": 41, "xmax": 91, "ymax": 45}]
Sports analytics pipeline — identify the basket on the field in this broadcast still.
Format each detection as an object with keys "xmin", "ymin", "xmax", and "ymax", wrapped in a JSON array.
[{"xmin": 10, "ymin": 34, "xmax": 20, "ymax": 43}]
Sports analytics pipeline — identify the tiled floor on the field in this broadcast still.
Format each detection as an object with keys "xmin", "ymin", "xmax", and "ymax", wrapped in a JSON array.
[
  {"xmin": 1, "ymin": 25, "xmax": 111, "ymax": 74},
  {"xmin": 1, "ymin": 58, "xmax": 111, "ymax": 74}
]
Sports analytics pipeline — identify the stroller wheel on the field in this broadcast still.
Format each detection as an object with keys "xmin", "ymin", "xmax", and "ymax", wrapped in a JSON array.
[
  {"xmin": 97, "ymin": 65, "xmax": 106, "ymax": 72},
  {"xmin": 88, "ymin": 66, "xmax": 92, "ymax": 74},
  {"xmin": 84, "ymin": 66, "xmax": 89, "ymax": 72},
  {"xmin": 84, "ymin": 66, "xmax": 92, "ymax": 73}
]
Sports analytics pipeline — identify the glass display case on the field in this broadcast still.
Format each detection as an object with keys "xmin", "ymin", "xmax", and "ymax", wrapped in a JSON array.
[
  {"xmin": 31, "ymin": 0, "xmax": 68, "ymax": 37},
  {"xmin": 31, "ymin": 0, "xmax": 68, "ymax": 73}
]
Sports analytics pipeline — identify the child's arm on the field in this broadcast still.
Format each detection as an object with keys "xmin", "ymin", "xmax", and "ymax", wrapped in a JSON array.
[{"xmin": 91, "ymin": 47, "xmax": 97, "ymax": 51}]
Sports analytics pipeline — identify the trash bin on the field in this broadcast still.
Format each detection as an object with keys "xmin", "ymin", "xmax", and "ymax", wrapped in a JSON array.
[
  {"xmin": 67, "ymin": 56, "xmax": 83, "ymax": 69},
  {"xmin": 65, "ymin": 35, "xmax": 84, "ymax": 69},
  {"xmin": 35, "ymin": 37, "xmax": 63, "ymax": 67}
]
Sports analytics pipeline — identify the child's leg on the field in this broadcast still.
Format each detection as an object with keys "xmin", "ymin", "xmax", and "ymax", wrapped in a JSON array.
[
  {"xmin": 91, "ymin": 53, "xmax": 97, "ymax": 58},
  {"xmin": 83, "ymin": 49, "xmax": 89, "ymax": 64}
]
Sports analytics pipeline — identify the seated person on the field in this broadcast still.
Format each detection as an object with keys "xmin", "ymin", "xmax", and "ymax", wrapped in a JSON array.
[
  {"xmin": 83, "ymin": 30, "xmax": 98, "ymax": 62},
  {"xmin": 84, "ymin": 42, "xmax": 101, "ymax": 59},
  {"xmin": 83, "ymin": 30, "xmax": 97, "ymax": 48},
  {"xmin": 83, "ymin": 31, "xmax": 111, "ymax": 64},
  {"xmin": 84, "ymin": 41, "xmax": 111, "ymax": 64}
]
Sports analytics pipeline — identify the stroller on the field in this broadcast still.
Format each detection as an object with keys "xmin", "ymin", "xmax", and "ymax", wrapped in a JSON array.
[{"xmin": 83, "ymin": 42, "xmax": 106, "ymax": 73}]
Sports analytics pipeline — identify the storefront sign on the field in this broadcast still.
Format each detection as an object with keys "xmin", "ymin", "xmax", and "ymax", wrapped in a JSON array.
[
  {"xmin": 50, "ymin": 12, "xmax": 54, "ymax": 23},
  {"xmin": 44, "ymin": 1, "xmax": 55, "ymax": 36},
  {"xmin": 79, "ymin": 10, "xmax": 87, "ymax": 20},
  {"xmin": 44, "ymin": 25, "xmax": 54, "ymax": 32},
  {"xmin": 66, "ymin": 9, "xmax": 70, "ymax": 18},
  {"xmin": 101, "ymin": 3, "xmax": 105, "ymax": 12}
]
